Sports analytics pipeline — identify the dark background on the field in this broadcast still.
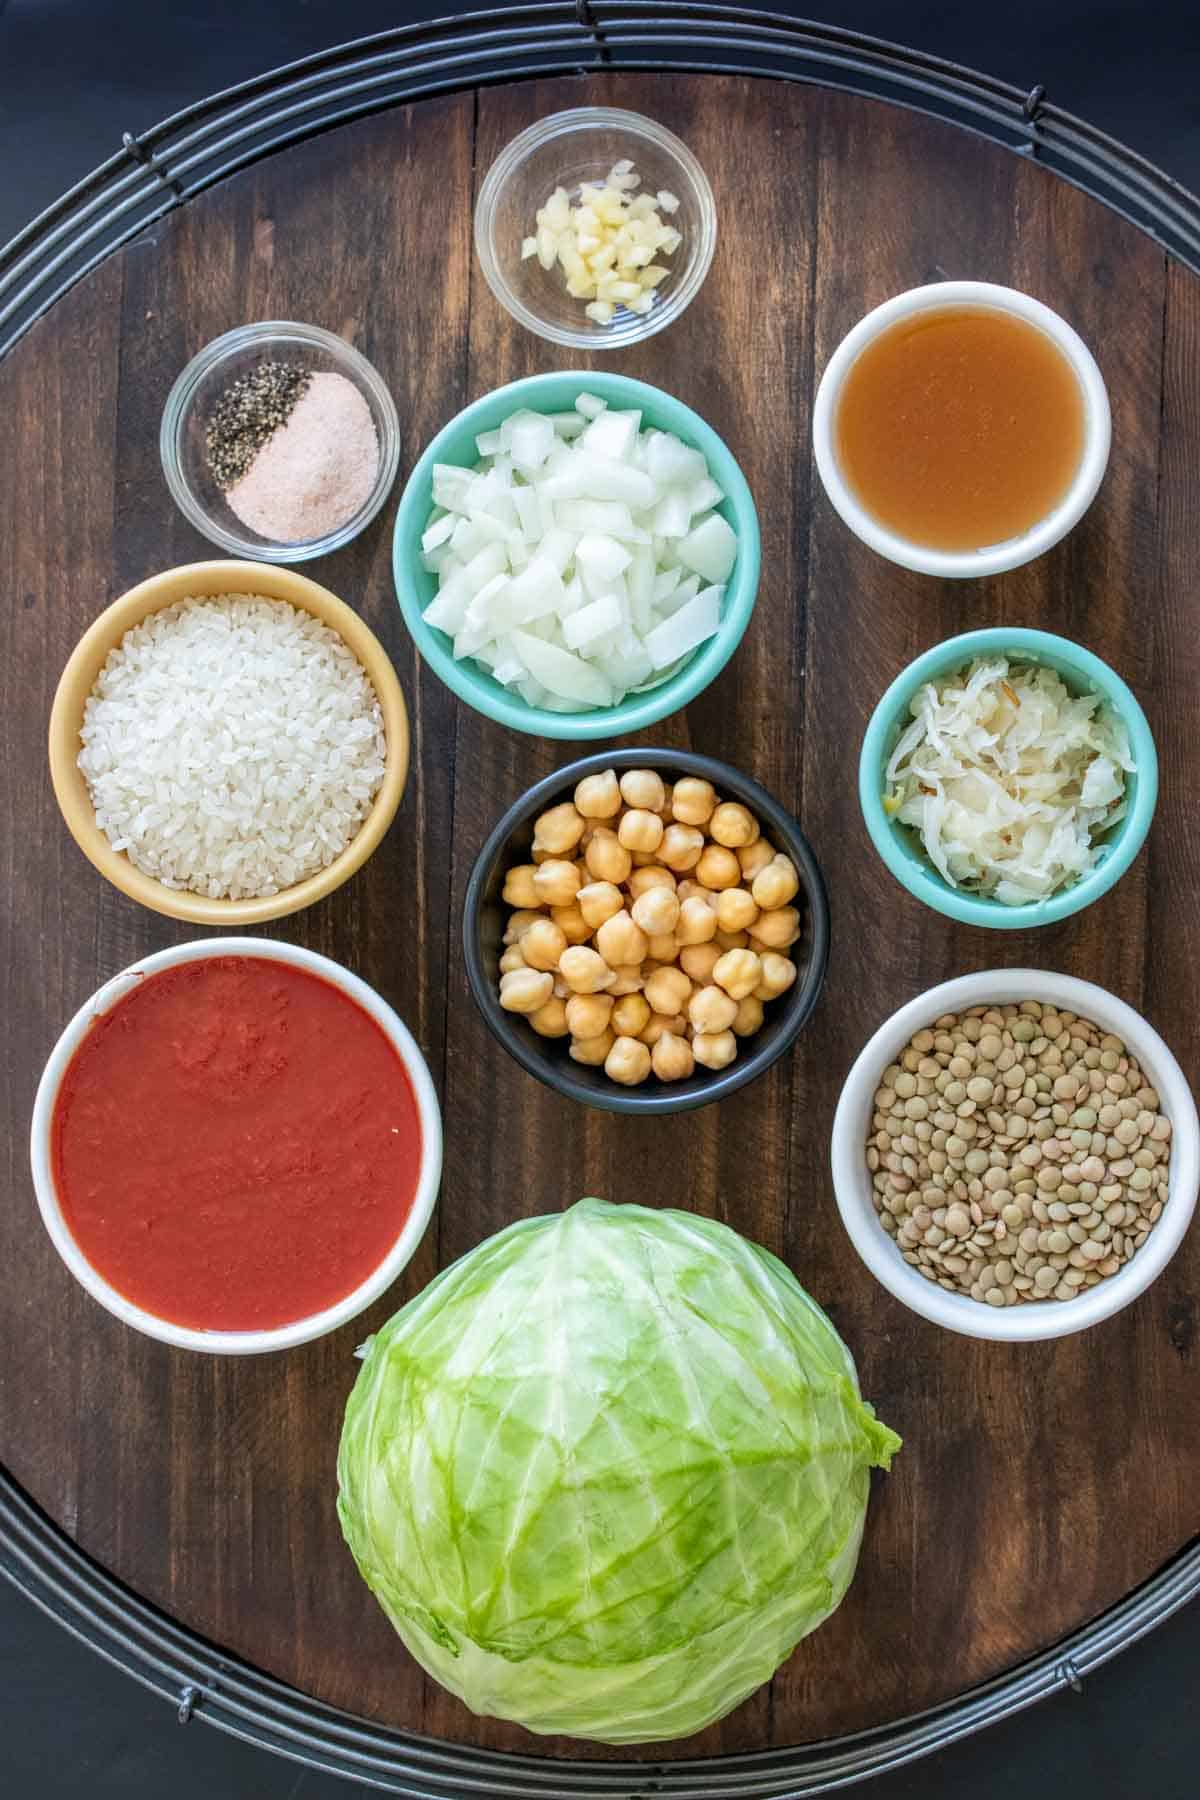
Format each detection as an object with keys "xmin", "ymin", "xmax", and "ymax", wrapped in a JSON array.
[{"xmin": 1, "ymin": 2, "xmax": 1197, "ymax": 1796}]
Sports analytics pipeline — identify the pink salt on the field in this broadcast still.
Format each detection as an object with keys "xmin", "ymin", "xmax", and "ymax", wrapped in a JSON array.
[{"xmin": 226, "ymin": 370, "xmax": 380, "ymax": 543}]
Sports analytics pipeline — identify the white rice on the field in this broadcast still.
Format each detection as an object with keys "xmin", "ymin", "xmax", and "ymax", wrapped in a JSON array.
[{"xmin": 79, "ymin": 594, "xmax": 388, "ymax": 900}]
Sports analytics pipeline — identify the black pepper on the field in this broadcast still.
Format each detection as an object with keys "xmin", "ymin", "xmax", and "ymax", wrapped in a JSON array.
[{"xmin": 204, "ymin": 360, "xmax": 311, "ymax": 489}]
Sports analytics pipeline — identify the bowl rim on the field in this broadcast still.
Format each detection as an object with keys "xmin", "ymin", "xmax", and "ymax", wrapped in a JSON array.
[
  {"xmin": 473, "ymin": 106, "xmax": 718, "ymax": 351},
  {"xmin": 812, "ymin": 281, "xmax": 1112, "ymax": 578},
  {"xmin": 48, "ymin": 560, "xmax": 410, "ymax": 926},
  {"xmin": 462, "ymin": 748, "xmax": 831, "ymax": 1113},
  {"xmin": 392, "ymin": 371, "xmax": 761, "ymax": 741},
  {"xmin": 858, "ymin": 626, "xmax": 1158, "ymax": 929},
  {"xmin": 159, "ymin": 319, "xmax": 402, "ymax": 563},
  {"xmin": 28, "ymin": 938, "xmax": 444, "ymax": 1356},
  {"xmin": 830, "ymin": 969, "xmax": 1199, "ymax": 1342}
]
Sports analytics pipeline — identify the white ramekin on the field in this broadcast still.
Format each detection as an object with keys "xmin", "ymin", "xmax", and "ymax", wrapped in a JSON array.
[
  {"xmin": 831, "ymin": 971, "xmax": 1198, "ymax": 1343},
  {"xmin": 30, "ymin": 938, "xmax": 442, "ymax": 1355},
  {"xmin": 812, "ymin": 282, "xmax": 1112, "ymax": 578}
]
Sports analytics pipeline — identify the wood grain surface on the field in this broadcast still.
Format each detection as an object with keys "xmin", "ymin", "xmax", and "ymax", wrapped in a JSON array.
[{"xmin": 1, "ymin": 72, "xmax": 1197, "ymax": 1763}]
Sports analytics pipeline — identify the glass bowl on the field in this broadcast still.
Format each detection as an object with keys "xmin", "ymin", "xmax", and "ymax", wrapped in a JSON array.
[
  {"xmin": 160, "ymin": 321, "xmax": 401, "ymax": 562},
  {"xmin": 474, "ymin": 108, "xmax": 717, "ymax": 349}
]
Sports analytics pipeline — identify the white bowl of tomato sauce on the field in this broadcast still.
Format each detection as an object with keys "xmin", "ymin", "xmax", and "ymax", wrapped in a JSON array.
[{"xmin": 30, "ymin": 939, "xmax": 442, "ymax": 1354}]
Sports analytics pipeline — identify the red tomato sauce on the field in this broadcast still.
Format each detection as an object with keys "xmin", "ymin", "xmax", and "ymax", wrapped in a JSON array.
[{"xmin": 50, "ymin": 956, "xmax": 423, "ymax": 1332}]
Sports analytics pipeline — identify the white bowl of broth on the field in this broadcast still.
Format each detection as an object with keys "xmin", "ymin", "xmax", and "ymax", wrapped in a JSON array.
[{"xmin": 812, "ymin": 282, "xmax": 1111, "ymax": 578}]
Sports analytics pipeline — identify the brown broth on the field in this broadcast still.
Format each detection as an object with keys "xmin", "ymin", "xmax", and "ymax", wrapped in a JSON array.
[{"xmin": 834, "ymin": 305, "xmax": 1086, "ymax": 551}]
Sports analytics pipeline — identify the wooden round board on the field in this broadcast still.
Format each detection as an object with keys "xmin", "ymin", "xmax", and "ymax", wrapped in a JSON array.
[{"xmin": 1, "ymin": 69, "xmax": 1197, "ymax": 1765}]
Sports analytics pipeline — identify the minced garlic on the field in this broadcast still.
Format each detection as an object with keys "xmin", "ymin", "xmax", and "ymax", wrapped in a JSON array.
[{"xmin": 521, "ymin": 160, "xmax": 682, "ymax": 324}]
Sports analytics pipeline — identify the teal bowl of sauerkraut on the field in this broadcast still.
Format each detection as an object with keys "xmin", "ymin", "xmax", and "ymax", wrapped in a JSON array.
[{"xmin": 859, "ymin": 628, "xmax": 1157, "ymax": 929}]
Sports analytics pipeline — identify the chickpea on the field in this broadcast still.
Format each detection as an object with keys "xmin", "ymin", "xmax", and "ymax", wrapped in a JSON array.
[
  {"xmin": 529, "ymin": 997, "xmax": 569, "ymax": 1038},
  {"xmin": 551, "ymin": 903, "xmax": 592, "ymax": 946},
  {"xmin": 569, "ymin": 1028, "xmax": 615, "ymax": 1066},
  {"xmin": 712, "ymin": 948, "xmax": 762, "ymax": 1000},
  {"xmin": 533, "ymin": 801, "xmax": 585, "ymax": 856},
  {"xmin": 631, "ymin": 886, "xmax": 680, "ymax": 937},
  {"xmin": 644, "ymin": 965, "xmax": 692, "ymax": 1017},
  {"xmin": 709, "ymin": 801, "xmax": 759, "ymax": 849},
  {"xmin": 606, "ymin": 963, "xmax": 646, "ymax": 996},
  {"xmin": 532, "ymin": 858, "xmax": 582, "ymax": 907},
  {"xmin": 754, "ymin": 905, "xmax": 802, "ymax": 949},
  {"xmin": 577, "ymin": 880, "xmax": 624, "ymax": 929},
  {"xmin": 498, "ymin": 772, "xmax": 790, "ymax": 1089},
  {"xmin": 619, "ymin": 769, "xmax": 666, "ymax": 813},
  {"xmin": 605, "ymin": 1035, "xmax": 653, "ymax": 1086},
  {"xmin": 652, "ymin": 1030, "xmax": 695, "ymax": 1082},
  {"xmin": 671, "ymin": 777, "xmax": 717, "ymax": 826},
  {"xmin": 566, "ymin": 993, "xmax": 614, "ymax": 1039},
  {"xmin": 585, "ymin": 828, "xmax": 632, "ymax": 885},
  {"xmin": 677, "ymin": 894, "xmax": 719, "ymax": 946},
  {"xmin": 680, "ymin": 941, "xmax": 722, "ymax": 983},
  {"xmin": 504, "ymin": 909, "xmax": 543, "ymax": 943},
  {"xmin": 752, "ymin": 854, "xmax": 800, "ymax": 911},
  {"xmin": 755, "ymin": 952, "xmax": 797, "ymax": 1000},
  {"xmin": 736, "ymin": 838, "xmax": 775, "ymax": 881},
  {"xmin": 596, "ymin": 910, "xmax": 649, "ymax": 968},
  {"xmin": 618, "ymin": 808, "xmax": 664, "ymax": 854},
  {"xmin": 559, "ymin": 946, "xmax": 615, "ymax": 994},
  {"xmin": 715, "ymin": 887, "xmax": 759, "ymax": 934},
  {"xmin": 732, "ymin": 995, "xmax": 765, "ymax": 1037},
  {"xmin": 521, "ymin": 918, "xmax": 567, "ymax": 971},
  {"xmin": 627, "ymin": 864, "xmax": 675, "ymax": 899},
  {"xmin": 693, "ymin": 1030, "xmax": 737, "ymax": 1070},
  {"xmin": 574, "ymin": 768, "xmax": 622, "ymax": 818},
  {"xmin": 658, "ymin": 823, "xmax": 705, "ymax": 871},
  {"xmin": 499, "ymin": 968, "xmax": 554, "ymax": 1014},
  {"xmin": 695, "ymin": 844, "xmax": 741, "ymax": 890},
  {"xmin": 502, "ymin": 864, "xmax": 541, "ymax": 909},
  {"xmin": 678, "ymin": 878, "xmax": 717, "ymax": 903},
  {"xmin": 612, "ymin": 993, "xmax": 651, "ymax": 1037},
  {"xmin": 640, "ymin": 1011, "xmax": 688, "ymax": 1047},
  {"xmin": 688, "ymin": 984, "xmax": 739, "ymax": 1035}
]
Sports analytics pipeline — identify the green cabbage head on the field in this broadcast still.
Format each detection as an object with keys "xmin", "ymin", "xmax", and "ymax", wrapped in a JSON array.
[{"xmin": 337, "ymin": 1198, "xmax": 899, "ymax": 1744}]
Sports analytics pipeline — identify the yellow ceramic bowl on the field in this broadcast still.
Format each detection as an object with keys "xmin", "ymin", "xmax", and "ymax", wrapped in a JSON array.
[{"xmin": 49, "ymin": 561, "xmax": 409, "ymax": 925}]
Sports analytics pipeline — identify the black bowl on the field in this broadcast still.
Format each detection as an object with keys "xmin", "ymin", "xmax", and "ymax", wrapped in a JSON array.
[{"xmin": 463, "ymin": 749, "xmax": 831, "ymax": 1114}]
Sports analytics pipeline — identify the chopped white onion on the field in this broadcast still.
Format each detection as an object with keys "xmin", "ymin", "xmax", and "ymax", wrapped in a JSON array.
[{"xmin": 420, "ymin": 394, "xmax": 735, "ymax": 710}]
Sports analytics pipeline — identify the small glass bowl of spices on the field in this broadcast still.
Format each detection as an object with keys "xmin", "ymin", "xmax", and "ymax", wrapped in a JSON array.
[{"xmin": 161, "ymin": 321, "xmax": 400, "ymax": 562}]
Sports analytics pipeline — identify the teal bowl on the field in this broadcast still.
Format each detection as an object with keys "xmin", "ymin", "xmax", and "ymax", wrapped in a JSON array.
[
  {"xmin": 859, "ymin": 627, "xmax": 1158, "ymax": 929},
  {"xmin": 392, "ymin": 373, "xmax": 761, "ymax": 740}
]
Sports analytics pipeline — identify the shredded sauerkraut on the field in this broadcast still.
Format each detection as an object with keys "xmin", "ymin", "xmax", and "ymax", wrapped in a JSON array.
[{"xmin": 884, "ymin": 657, "xmax": 1134, "ymax": 906}]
